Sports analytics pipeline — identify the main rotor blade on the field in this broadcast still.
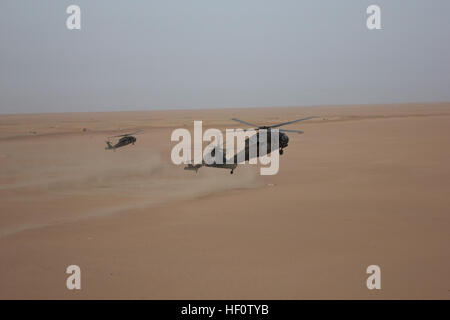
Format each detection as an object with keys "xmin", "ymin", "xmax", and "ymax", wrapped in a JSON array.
[
  {"xmin": 231, "ymin": 118, "xmax": 259, "ymax": 127},
  {"xmin": 125, "ymin": 129, "xmax": 143, "ymax": 136},
  {"xmin": 235, "ymin": 128, "xmax": 303, "ymax": 134},
  {"xmin": 109, "ymin": 129, "xmax": 143, "ymax": 138},
  {"xmin": 269, "ymin": 116, "xmax": 317, "ymax": 128},
  {"xmin": 280, "ymin": 129, "xmax": 304, "ymax": 134},
  {"xmin": 233, "ymin": 128, "xmax": 258, "ymax": 132}
]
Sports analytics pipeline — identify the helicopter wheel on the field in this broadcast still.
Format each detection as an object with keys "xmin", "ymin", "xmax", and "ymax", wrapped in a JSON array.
[
  {"xmin": 279, "ymin": 148, "xmax": 284, "ymax": 155},
  {"xmin": 230, "ymin": 170, "xmax": 234, "ymax": 174}
]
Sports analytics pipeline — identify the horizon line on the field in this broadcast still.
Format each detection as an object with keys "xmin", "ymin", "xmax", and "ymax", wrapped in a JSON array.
[{"xmin": 1, "ymin": 100, "xmax": 449, "ymax": 116}]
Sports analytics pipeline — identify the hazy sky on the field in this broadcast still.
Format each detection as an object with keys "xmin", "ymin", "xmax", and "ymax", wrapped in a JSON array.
[{"xmin": 1, "ymin": 0, "xmax": 449, "ymax": 114}]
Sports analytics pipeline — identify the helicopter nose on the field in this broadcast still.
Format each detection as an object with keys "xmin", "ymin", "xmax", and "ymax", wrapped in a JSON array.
[{"xmin": 280, "ymin": 134, "xmax": 289, "ymax": 146}]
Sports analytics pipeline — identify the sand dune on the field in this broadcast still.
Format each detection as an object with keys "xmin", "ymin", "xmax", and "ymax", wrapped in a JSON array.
[{"xmin": 0, "ymin": 103, "xmax": 449, "ymax": 299}]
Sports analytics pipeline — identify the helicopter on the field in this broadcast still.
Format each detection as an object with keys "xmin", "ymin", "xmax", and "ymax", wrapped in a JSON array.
[
  {"xmin": 105, "ymin": 130, "xmax": 143, "ymax": 150},
  {"xmin": 184, "ymin": 116, "xmax": 316, "ymax": 174}
]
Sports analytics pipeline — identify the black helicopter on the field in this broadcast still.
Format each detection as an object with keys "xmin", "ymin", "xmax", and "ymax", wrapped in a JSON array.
[
  {"xmin": 185, "ymin": 116, "xmax": 316, "ymax": 174},
  {"xmin": 105, "ymin": 130, "xmax": 142, "ymax": 150}
]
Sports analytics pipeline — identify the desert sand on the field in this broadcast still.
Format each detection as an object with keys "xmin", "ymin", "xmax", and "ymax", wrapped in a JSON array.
[{"xmin": 0, "ymin": 103, "xmax": 449, "ymax": 299}]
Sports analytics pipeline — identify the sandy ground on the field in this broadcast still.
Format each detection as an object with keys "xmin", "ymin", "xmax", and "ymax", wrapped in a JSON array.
[{"xmin": 0, "ymin": 103, "xmax": 449, "ymax": 299}]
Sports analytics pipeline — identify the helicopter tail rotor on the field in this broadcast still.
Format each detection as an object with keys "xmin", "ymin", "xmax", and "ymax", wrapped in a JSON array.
[{"xmin": 105, "ymin": 141, "xmax": 114, "ymax": 150}]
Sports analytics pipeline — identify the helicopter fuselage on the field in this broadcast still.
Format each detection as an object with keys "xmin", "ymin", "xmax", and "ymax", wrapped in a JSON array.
[
  {"xmin": 106, "ymin": 135, "xmax": 136, "ymax": 150},
  {"xmin": 184, "ymin": 115, "xmax": 315, "ymax": 174},
  {"xmin": 235, "ymin": 129, "xmax": 289, "ymax": 162},
  {"xmin": 206, "ymin": 129, "xmax": 288, "ymax": 163}
]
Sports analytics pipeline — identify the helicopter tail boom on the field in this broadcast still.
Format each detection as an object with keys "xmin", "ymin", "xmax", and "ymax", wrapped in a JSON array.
[
  {"xmin": 184, "ymin": 163, "xmax": 203, "ymax": 172},
  {"xmin": 105, "ymin": 141, "xmax": 114, "ymax": 150}
]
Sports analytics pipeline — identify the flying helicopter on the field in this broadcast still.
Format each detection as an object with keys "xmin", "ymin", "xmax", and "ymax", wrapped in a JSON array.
[
  {"xmin": 105, "ymin": 130, "xmax": 143, "ymax": 150},
  {"xmin": 184, "ymin": 116, "xmax": 316, "ymax": 174}
]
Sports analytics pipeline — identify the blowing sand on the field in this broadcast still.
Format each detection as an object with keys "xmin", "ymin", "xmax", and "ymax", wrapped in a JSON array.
[{"xmin": 0, "ymin": 103, "xmax": 449, "ymax": 299}]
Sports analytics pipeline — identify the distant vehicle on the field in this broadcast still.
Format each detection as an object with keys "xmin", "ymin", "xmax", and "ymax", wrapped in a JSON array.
[
  {"xmin": 185, "ymin": 116, "xmax": 316, "ymax": 174},
  {"xmin": 105, "ymin": 130, "xmax": 142, "ymax": 150}
]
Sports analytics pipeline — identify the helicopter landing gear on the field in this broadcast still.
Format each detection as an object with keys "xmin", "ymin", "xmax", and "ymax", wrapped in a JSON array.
[
  {"xmin": 279, "ymin": 148, "xmax": 284, "ymax": 155},
  {"xmin": 230, "ymin": 169, "xmax": 234, "ymax": 174}
]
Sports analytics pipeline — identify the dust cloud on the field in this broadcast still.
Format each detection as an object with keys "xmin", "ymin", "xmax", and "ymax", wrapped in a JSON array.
[{"xmin": 0, "ymin": 136, "xmax": 261, "ymax": 237}]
